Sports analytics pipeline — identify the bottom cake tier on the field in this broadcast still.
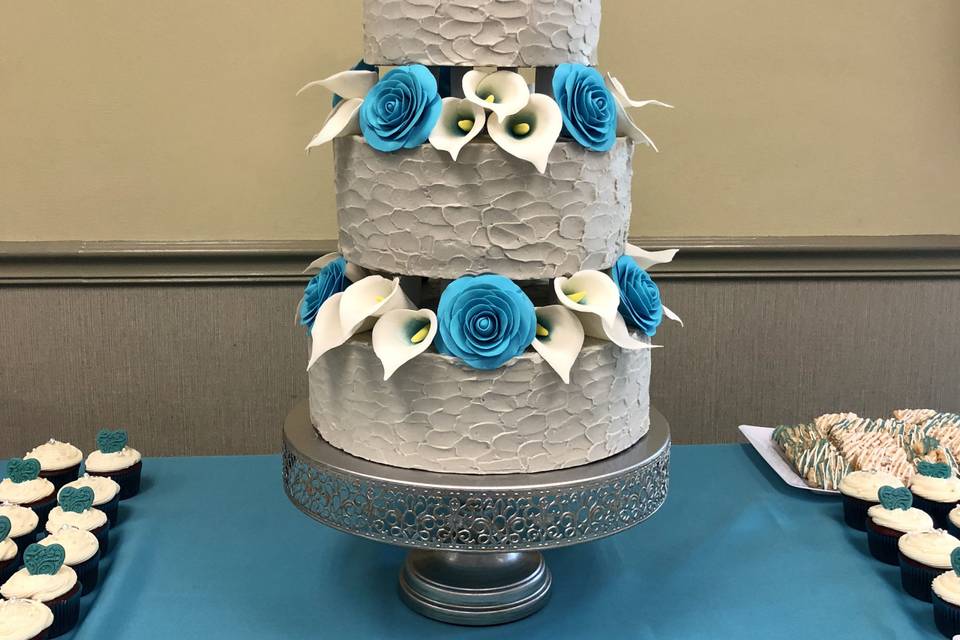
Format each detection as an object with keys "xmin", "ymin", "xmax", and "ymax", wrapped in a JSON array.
[{"xmin": 308, "ymin": 334, "xmax": 651, "ymax": 474}]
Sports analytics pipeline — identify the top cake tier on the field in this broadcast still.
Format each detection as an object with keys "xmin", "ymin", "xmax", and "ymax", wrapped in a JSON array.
[{"xmin": 362, "ymin": 0, "xmax": 601, "ymax": 67}]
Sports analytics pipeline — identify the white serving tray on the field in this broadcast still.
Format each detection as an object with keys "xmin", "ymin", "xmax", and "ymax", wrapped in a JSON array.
[{"xmin": 738, "ymin": 424, "xmax": 840, "ymax": 496}]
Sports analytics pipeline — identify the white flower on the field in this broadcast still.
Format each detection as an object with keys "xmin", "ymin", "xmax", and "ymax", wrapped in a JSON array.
[
  {"xmin": 372, "ymin": 309, "xmax": 437, "ymax": 380},
  {"xmin": 428, "ymin": 98, "xmax": 486, "ymax": 161},
  {"xmin": 302, "ymin": 252, "xmax": 366, "ymax": 282},
  {"xmin": 487, "ymin": 94, "xmax": 563, "ymax": 173},
  {"xmin": 307, "ymin": 275, "xmax": 413, "ymax": 369},
  {"xmin": 462, "ymin": 70, "xmax": 530, "ymax": 120},
  {"xmin": 553, "ymin": 270, "xmax": 658, "ymax": 351},
  {"xmin": 624, "ymin": 243, "xmax": 683, "ymax": 326},
  {"xmin": 531, "ymin": 305, "xmax": 584, "ymax": 384},
  {"xmin": 298, "ymin": 69, "xmax": 379, "ymax": 151},
  {"xmin": 605, "ymin": 72, "xmax": 672, "ymax": 151}
]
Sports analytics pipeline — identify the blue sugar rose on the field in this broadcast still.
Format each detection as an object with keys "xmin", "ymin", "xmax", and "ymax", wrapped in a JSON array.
[
  {"xmin": 552, "ymin": 63, "xmax": 617, "ymax": 152},
  {"xmin": 435, "ymin": 275, "xmax": 536, "ymax": 370},
  {"xmin": 359, "ymin": 64, "xmax": 442, "ymax": 152},
  {"xmin": 299, "ymin": 257, "xmax": 348, "ymax": 330},
  {"xmin": 611, "ymin": 255, "xmax": 663, "ymax": 336}
]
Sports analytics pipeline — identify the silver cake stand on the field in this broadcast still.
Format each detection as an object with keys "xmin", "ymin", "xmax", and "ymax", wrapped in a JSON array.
[{"xmin": 281, "ymin": 401, "xmax": 670, "ymax": 626}]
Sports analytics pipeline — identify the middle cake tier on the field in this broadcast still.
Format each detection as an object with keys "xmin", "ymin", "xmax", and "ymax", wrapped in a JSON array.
[{"xmin": 335, "ymin": 135, "xmax": 634, "ymax": 280}]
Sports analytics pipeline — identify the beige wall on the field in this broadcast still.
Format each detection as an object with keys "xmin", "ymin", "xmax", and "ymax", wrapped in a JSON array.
[{"xmin": 1, "ymin": 0, "xmax": 958, "ymax": 241}]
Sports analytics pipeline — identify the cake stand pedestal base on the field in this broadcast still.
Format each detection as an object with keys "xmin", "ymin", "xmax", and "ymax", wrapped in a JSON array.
[{"xmin": 282, "ymin": 401, "xmax": 670, "ymax": 627}]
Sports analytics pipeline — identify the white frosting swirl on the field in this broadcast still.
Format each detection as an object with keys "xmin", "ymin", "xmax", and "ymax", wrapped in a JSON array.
[
  {"xmin": 39, "ymin": 526, "xmax": 98, "ymax": 564},
  {"xmin": 45, "ymin": 506, "xmax": 107, "ymax": 534},
  {"xmin": 868, "ymin": 504, "xmax": 934, "ymax": 533},
  {"xmin": 839, "ymin": 470, "xmax": 904, "ymax": 501},
  {"xmin": 24, "ymin": 440, "xmax": 82, "ymax": 471},
  {"xmin": 0, "ymin": 505, "xmax": 38, "ymax": 538},
  {"xmin": 910, "ymin": 474, "xmax": 960, "ymax": 502},
  {"xmin": 0, "ymin": 599, "xmax": 54, "ymax": 640},
  {"xmin": 934, "ymin": 570, "xmax": 960, "ymax": 606},
  {"xmin": 0, "ymin": 565, "xmax": 77, "ymax": 601},
  {"xmin": 60, "ymin": 474, "xmax": 120, "ymax": 506},
  {"xmin": 0, "ymin": 538, "xmax": 16, "ymax": 562},
  {"xmin": 898, "ymin": 529, "xmax": 960, "ymax": 568},
  {"xmin": 0, "ymin": 478, "xmax": 54, "ymax": 505},
  {"xmin": 84, "ymin": 447, "xmax": 141, "ymax": 473}
]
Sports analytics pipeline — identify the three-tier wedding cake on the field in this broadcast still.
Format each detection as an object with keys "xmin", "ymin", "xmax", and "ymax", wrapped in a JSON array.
[{"xmin": 297, "ymin": 0, "xmax": 680, "ymax": 475}]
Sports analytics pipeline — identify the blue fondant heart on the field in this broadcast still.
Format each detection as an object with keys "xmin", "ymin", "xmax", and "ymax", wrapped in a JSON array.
[
  {"xmin": 877, "ymin": 485, "xmax": 912, "ymax": 511},
  {"xmin": 917, "ymin": 461, "xmax": 952, "ymax": 479},
  {"xmin": 96, "ymin": 429, "xmax": 128, "ymax": 454},
  {"xmin": 59, "ymin": 486, "xmax": 94, "ymax": 513},
  {"xmin": 7, "ymin": 458, "xmax": 41, "ymax": 483},
  {"xmin": 952, "ymin": 547, "xmax": 960, "ymax": 577},
  {"xmin": 0, "ymin": 515, "xmax": 10, "ymax": 542},
  {"xmin": 23, "ymin": 543, "xmax": 64, "ymax": 576}
]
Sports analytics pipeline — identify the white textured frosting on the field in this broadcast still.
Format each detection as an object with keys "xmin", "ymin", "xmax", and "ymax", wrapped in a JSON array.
[
  {"xmin": 0, "ymin": 538, "xmax": 16, "ymax": 562},
  {"xmin": 60, "ymin": 474, "xmax": 120, "ymax": 505},
  {"xmin": 0, "ymin": 478, "xmax": 54, "ymax": 505},
  {"xmin": 867, "ymin": 504, "xmax": 934, "ymax": 533},
  {"xmin": 0, "ymin": 599, "xmax": 54, "ymax": 640},
  {"xmin": 38, "ymin": 526, "xmax": 98, "ymax": 565},
  {"xmin": 24, "ymin": 440, "xmax": 82, "ymax": 471},
  {"xmin": 0, "ymin": 565, "xmax": 77, "ymax": 601},
  {"xmin": 898, "ymin": 529, "xmax": 960, "ymax": 568},
  {"xmin": 0, "ymin": 505, "xmax": 38, "ymax": 538},
  {"xmin": 933, "ymin": 570, "xmax": 960, "ymax": 606},
  {"xmin": 84, "ymin": 447, "xmax": 141, "ymax": 473},
  {"xmin": 910, "ymin": 474, "xmax": 960, "ymax": 502},
  {"xmin": 45, "ymin": 506, "xmax": 107, "ymax": 534},
  {"xmin": 839, "ymin": 470, "xmax": 904, "ymax": 501}
]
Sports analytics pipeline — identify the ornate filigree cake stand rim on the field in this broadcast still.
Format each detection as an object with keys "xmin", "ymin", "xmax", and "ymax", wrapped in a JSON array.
[{"xmin": 281, "ymin": 401, "xmax": 670, "ymax": 626}]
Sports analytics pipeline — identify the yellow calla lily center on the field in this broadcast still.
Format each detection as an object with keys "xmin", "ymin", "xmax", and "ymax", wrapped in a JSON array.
[
  {"xmin": 512, "ymin": 122, "xmax": 531, "ymax": 136},
  {"xmin": 410, "ymin": 325, "xmax": 430, "ymax": 344},
  {"xmin": 565, "ymin": 291, "xmax": 587, "ymax": 304},
  {"xmin": 536, "ymin": 324, "xmax": 549, "ymax": 337},
  {"xmin": 457, "ymin": 119, "xmax": 474, "ymax": 133},
  {"xmin": 484, "ymin": 94, "xmax": 496, "ymax": 103},
  {"xmin": 374, "ymin": 295, "xmax": 385, "ymax": 303}
]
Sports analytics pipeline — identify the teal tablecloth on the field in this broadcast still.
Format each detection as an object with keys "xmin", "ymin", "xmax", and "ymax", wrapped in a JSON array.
[{"xmin": 9, "ymin": 445, "xmax": 941, "ymax": 639}]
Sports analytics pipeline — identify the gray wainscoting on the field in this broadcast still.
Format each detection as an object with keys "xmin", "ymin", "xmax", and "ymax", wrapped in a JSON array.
[{"xmin": 1, "ymin": 237, "xmax": 958, "ymax": 457}]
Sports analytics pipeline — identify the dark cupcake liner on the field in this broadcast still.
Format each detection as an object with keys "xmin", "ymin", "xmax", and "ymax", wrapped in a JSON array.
[
  {"xmin": 934, "ymin": 591, "xmax": 960, "ymax": 638},
  {"xmin": 866, "ymin": 519, "xmax": 903, "ymax": 565},
  {"xmin": 39, "ymin": 464, "xmax": 81, "ymax": 492},
  {"xmin": 948, "ymin": 519, "xmax": 960, "ymax": 540},
  {"xmin": 899, "ymin": 552, "xmax": 941, "ymax": 602},
  {"xmin": 0, "ymin": 556, "xmax": 17, "ymax": 582},
  {"xmin": 27, "ymin": 495, "xmax": 57, "ymax": 530},
  {"xmin": 73, "ymin": 549, "xmax": 101, "ymax": 595},
  {"xmin": 13, "ymin": 529, "xmax": 39, "ymax": 565},
  {"xmin": 45, "ymin": 582, "xmax": 81, "ymax": 638},
  {"xmin": 90, "ymin": 522, "xmax": 110, "ymax": 555},
  {"xmin": 911, "ymin": 494, "xmax": 955, "ymax": 530},
  {"xmin": 88, "ymin": 460, "xmax": 141, "ymax": 500},
  {"xmin": 98, "ymin": 493, "xmax": 120, "ymax": 527},
  {"xmin": 842, "ymin": 494, "xmax": 875, "ymax": 531}
]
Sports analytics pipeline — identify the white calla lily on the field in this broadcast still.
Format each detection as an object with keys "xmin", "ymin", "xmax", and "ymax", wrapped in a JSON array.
[
  {"xmin": 372, "ymin": 309, "xmax": 437, "ymax": 380},
  {"xmin": 531, "ymin": 305, "xmax": 585, "ymax": 384},
  {"xmin": 308, "ymin": 292, "xmax": 348, "ymax": 369},
  {"xmin": 462, "ymin": 70, "xmax": 530, "ymax": 120},
  {"xmin": 553, "ymin": 270, "xmax": 620, "ymax": 326},
  {"xmin": 299, "ymin": 69, "xmax": 379, "ymax": 151},
  {"xmin": 575, "ymin": 311, "xmax": 659, "ymax": 351},
  {"xmin": 428, "ymin": 98, "xmax": 486, "ymax": 161},
  {"xmin": 297, "ymin": 70, "xmax": 379, "ymax": 100},
  {"xmin": 624, "ymin": 243, "xmax": 678, "ymax": 270},
  {"xmin": 662, "ymin": 304, "xmax": 684, "ymax": 327},
  {"xmin": 487, "ymin": 93, "xmax": 563, "ymax": 173},
  {"xmin": 339, "ymin": 275, "xmax": 414, "ymax": 337},
  {"xmin": 605, "ymin": 73, "xmax": 672, "ymax": 151}
]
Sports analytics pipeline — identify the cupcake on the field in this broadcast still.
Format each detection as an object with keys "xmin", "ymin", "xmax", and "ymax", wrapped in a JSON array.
[
  {"xmin": 84, "ymin": 429, "xmax": 141, "ymax": 500},
  {"xmin": 37, "ymin": 525, "xmax": 100, "ymax": 596},
  {"xmin": 949, "ymin": 506, "xmax": 960, "ymax": 539},
  {"xmin": 23, "ymin": 440, "xmax": 82, "ymax": 491},
  {"xmin": 898, "ymin": 529, "xmax": 960, "ymax": 601},
  {"xmin": 909, "ymin": 461, "xmax": 960, "ymax": 529},
  {"xmin": 1, "ymin": 543, "xmax": 81, "ymax": 638},
  {"xmin": 45, "ymin": 487, "xmax": 109, "ymax": 555},
  {"xmin": 0, "ymin": 458, "xmax": 56, "ymax": 527},
  {"xmin": 866, "ymin": 486, "xmax": 934, "ymax": 565},
  {"xmin": 0, "ymin": 598, "xmax": 55, "ymax": 640},
  {"xmin": 59, "ymin": 474, "xmax": 121, "ymax": 527},
  {"xmin": 839, "ymin": 470, "xmax": 904, "ymax": 531},
  {"xmin": 0, "ymin": 515, "xmax": 18, "ymax": 583},
  {"xmin": 932, "ymin": 548, "xmax": 960, "ymax": 638},
  {"xmin": 0, "ymin": 504, "xmax": 39, "ymax": 565}
]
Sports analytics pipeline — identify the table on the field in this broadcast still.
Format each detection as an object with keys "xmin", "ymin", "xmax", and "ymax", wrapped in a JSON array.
[{"xmin": 32, "ymin": 445, "xmax": 938, "ymax": 639}]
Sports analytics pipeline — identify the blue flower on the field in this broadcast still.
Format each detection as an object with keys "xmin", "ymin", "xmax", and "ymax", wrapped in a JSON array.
[
  {"xmin": 359, "ymin": 64, "xmax": 442, "ymax": 152},
  {"xmin": 610, "ymin": 255, "xmax": 663, "ymax": 336},
  {"xmin": 299, "ymin": 257, "xmax": 348, "ymax": 330},
  {"xmin": 552, "ymin": 63, "xmax": 617, "ymax": 152},
  {"xmin": 435, "ymin": 275, "xmax": 536, "ymax": 369}
]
